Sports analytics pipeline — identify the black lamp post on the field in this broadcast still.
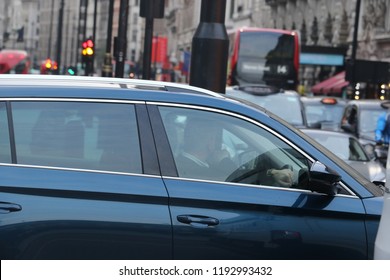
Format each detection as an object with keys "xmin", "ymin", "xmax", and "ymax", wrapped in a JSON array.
[
  {"xmin": 102, "ymin": 0, "xmax": 114, "ymax": 77},
  {"xmin": 189, "ymin": 0, "xmax": 229, "ymax": 93}
]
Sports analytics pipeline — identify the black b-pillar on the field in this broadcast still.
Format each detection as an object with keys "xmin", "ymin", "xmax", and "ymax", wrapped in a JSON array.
[{"xmin": 189, "ymin": 0, "xmax": 229, "ymax": 94}]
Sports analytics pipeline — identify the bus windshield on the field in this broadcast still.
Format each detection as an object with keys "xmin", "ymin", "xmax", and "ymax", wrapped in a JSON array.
[{"xmin": 229, "ymin": 29, "xmax": 299, "ymax": 90}]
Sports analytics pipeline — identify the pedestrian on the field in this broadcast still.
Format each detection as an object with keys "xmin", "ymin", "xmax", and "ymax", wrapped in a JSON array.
[{"xmin": 375, "ymin": 103, "xmax": 390, "ymax": 145}]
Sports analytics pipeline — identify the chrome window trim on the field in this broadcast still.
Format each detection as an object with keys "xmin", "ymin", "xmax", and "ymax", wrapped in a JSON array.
[
  {"xmin": 0, "ymin": 162, "xmax": 160, "ymax": 179},
  {"xmin": 163, "ymin": 175, "xmax": 314, "ymax": 193},
  {"xmin": 338, "ymin": 181, "xmax": 356, "ymax": 196},
  {"xmin": 162, "ymin": 177, "xmax": 356, "ymax": 197}
]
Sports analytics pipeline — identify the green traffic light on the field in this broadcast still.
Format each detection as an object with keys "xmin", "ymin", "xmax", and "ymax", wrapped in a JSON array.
[{"xmin": 67, "ymin": 68, "xmax": 75, "ymax": 75}]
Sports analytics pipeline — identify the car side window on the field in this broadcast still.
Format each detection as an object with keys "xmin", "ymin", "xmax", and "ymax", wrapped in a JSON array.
[
  {"xmin": 0, "ymin": 102, "xmax": 11, "ymax": 163},
  {"xmin": 159, "ymin": 106, "xmax": 311, "ymax": 189},
  {"xmin": 11, "ymin": 101, "xmax": 142, "ymax": 174}
]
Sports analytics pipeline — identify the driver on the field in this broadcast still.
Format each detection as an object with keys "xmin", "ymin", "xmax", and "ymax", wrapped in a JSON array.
[
  {"xmin": 176, "ymin": 117, "xmax": 294, "ymax": 187},
  {"xmin": 176, "ymin": 118, "xmax": 236, "ymax": 180}
]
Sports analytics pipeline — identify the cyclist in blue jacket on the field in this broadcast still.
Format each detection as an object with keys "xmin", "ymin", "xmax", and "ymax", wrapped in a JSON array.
[{"xmin": 375, "ymin": 112, "xmax": 390, "ymax": 145}]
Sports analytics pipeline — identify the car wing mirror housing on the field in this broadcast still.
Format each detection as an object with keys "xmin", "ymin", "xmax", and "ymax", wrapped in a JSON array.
[{"xmin": 306, "ymin": 161, "xmax": 342, "ymax": 195}]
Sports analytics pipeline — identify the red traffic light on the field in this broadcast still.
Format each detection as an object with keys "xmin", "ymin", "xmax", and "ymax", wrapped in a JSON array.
[
  {"xmin": 82, "ymin": 39, "xmax": 94, "ymax": 48},
  {"xmin": 86, "ymin": 39, "xmax": 94, "ymax": 48}
]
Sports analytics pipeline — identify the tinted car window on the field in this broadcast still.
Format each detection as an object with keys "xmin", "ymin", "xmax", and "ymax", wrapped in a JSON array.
[
  {"xmin": 159, "ymin": 106, "xmax": 310, "ymax": 188},
  {"xmin": 11, "ymin": 101, "xmax": 142, "ymax": 173},
  {"xmin": 0, "ymin": 102, "xmax": 11, "ymax": 163}
]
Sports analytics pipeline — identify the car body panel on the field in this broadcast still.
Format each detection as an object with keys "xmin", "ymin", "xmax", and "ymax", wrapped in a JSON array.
[
  {"xmin": 0, "ymin": 165, "xmax": 172, "ymax": 259},
  {"xmin": 165, "ymin": 178, "xmax": 370, "ymax": 259}
]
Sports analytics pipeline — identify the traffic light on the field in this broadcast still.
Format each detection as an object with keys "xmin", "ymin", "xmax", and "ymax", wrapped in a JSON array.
[
  {"xmin": 40, "ymin": 58, "xmax": 58, "ymax": 74},
  {"xmin": 82, "ymin": 38, "xmax": 94, "ymax": 60},
  {"xmin": 44, "ymin": 58, "xmax": 52, "ymax": 69},
  {"xmin": 67, "ymin": 66, "xmax": 77, "ymax": 75}
]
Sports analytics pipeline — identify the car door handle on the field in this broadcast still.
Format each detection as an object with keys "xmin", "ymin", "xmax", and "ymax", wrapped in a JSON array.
[
  {"xmin": 177, "ymin": 215, "xmax": 219, "ymax": 226},
  {"xmin": 0, "ymin": 202, "xmax": 22, "ymax": 213}
]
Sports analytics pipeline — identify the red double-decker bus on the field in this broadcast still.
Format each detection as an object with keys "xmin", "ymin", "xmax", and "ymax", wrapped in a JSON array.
[
  {"xmin": 227, "ymin": 27, "xmax": 300, "ymax": 90},
  {"xmin": 0, "ymin": 49, "xmax": 31, "ymax": 74}
]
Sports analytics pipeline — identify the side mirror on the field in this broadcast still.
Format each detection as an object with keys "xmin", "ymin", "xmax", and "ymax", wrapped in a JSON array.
[{"xmin": 302, "ymin": 161, "xmax": 341, "ymax": 195}]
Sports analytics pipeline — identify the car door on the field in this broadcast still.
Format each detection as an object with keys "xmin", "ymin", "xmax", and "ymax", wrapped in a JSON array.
[
  {"xmin": 0, "ymin": 100, "xmax": 172, "ymax": 259},
  {"xmin": 149, "ymin": 103, "xmax": 370, "ymax": 260}
]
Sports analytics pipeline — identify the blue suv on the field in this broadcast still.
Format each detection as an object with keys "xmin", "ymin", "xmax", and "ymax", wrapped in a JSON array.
[{"xmin": 0, "ymin": 75, "xmax": 384, "ymax": 259}]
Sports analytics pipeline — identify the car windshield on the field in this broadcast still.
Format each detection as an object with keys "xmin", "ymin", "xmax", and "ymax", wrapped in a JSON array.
[{"xmin": 227, "ymin": 90, "xmax": 304, "ymax": 126}]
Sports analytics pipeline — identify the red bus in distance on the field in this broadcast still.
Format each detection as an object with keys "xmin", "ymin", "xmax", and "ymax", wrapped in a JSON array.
[
  {"xmin": 0, "ymin": 49, "xmax": 31, "ymax": 74},
  {"xmin": 227, "ymin": 27, "xmax": 300, "ymax": 91}
]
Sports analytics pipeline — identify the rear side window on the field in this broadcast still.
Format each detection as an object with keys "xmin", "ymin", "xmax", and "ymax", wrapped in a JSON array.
[
  {"xmin": 0, "ymin": 102, "xmax": 11, "ymax": 163},
  {"xmin": 11, "ymin": 101, "xmax": 142, "ymax": 174}
]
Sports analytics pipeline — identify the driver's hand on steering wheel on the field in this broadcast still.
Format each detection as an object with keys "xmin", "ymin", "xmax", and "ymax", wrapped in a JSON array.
[{"xmin": 267, "ymin": 168, "xmax": 293, "ymax": 187}]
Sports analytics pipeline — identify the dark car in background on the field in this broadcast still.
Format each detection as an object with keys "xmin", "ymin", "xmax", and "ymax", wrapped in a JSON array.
[
  {"xmin": 301, "ymin": 96, "xmax": 347, "ymax": 130},
  {"xmin": 301, "ymin": 128, "xmax": 386, "ymax": 184},
  {"xmin": 0, "ymin": 75, "xmax": 383, "ymax": 260},
  {"xmin": 226, "ymin": 84, "xmax": 307, "ymax": 128}
]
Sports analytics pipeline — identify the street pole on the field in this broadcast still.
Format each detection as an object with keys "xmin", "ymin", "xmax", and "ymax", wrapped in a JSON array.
[
  {"xmin": 140, "ymin": 0, "xmax": 164, "ymax": 80},
  {"xmin": 142, "ymin": 16, "xmax": 154, "ymax": 80},
  {"xmin": 64, "ymin": 9, "xmax": 70, "ymax": 69},
  {"xmin": 189, "ymin": 0, "xmax": 229, "ymax": 93},
  {"xmin": 83, "ymin": 0, "xmax": 88, "ymax": 41},
  {"xmin": 91, "ymin": 0, "xmax": 97, "ymax": 75},
  {"xmin": 102, "ymin": 0, "xmax": 114, "ymax": 77},
  {"xmin": 350, "ymin": 0, "xmax": 361, "ymax": 87},
  {"xmin": 115, "ymin": 0, "xmax": 129, "ymax": 78},
  {"xmin": 47, "ymin": 0, "xmax": 54, "ymax": 59},
  {"xmin": 55, "ymin": 0, "xmax": 65, "ymax": 74},
  {"xmin": 77, "ymin": 0, "xmax": 89, "ymax": 74}
]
